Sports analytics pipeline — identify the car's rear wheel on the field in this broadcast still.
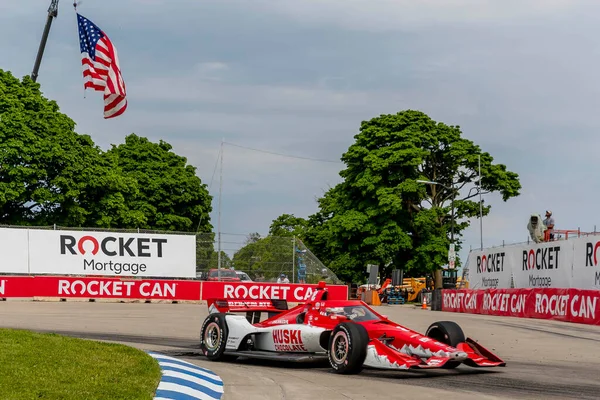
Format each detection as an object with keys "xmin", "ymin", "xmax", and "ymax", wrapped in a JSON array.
[
  {"xmin": 328, "ymin": 322, "xmax": 369, "ymax": 374},
  {"xmin": 200, "ymin": 313, "xmax": 237, "ymax": 361},
  {"xmin": 425, "ymin": 320, "xmax": 466, "ymax": 369}
]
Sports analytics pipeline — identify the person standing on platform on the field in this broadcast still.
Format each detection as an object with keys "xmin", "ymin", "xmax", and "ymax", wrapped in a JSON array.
[{"xmin": 544, "ymin": 210, "xmax": 555, "ymax": 241}]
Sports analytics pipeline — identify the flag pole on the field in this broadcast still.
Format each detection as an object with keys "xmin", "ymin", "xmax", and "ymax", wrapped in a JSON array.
[
  {"xmin": 217, "ymin": 139, "xmax": 224, "ymax": 279},
  {"xmin": 31, "ymin": 0, "xmax": 60, "ymax": 82}
]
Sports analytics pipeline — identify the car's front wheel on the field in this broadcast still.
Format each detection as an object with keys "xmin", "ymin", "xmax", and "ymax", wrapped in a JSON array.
[
  {"xmin": 425, "ymin": 320, "xmax": 466, "ymax": 369},
  {"xmin": 328, "ymin": 322, "xmax": 369, "ymax": 374}
]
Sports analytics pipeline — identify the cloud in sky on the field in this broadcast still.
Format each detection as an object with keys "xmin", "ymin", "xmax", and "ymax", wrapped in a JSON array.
[{"xmin": 2, "ymin": 0, "xmax": 600, "ymax": 264}]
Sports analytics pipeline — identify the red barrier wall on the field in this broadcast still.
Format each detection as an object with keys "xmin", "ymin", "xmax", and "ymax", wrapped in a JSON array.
[
  {"xmin": 0, "ymin": 276, "xmax": 348, "ymax": 302},
  {"xmin": 442, "ymin": 288, "xmax": 600, "ymax": 326},
  {"xmin": 201, "ymin": 281, "xmax": 348, "ymax": 302}
]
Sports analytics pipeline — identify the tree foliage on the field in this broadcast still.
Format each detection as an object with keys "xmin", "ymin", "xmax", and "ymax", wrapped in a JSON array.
[
  {"xmin": 209, "ymin": 250, "xmax": 232, "ymax": 269},
  {"xmin": 232, "ymin": 233, "xmax": 294, "ymax": 281},
  {"xmin": 0, "ymin": 69, "xmax": 213, "ymax": 249},
  {"xmin": 106, "ymin": 133, "xmax": 212, "ymax": 232},
  {"xmin": 268, "ymin": 213, "xmax": 308, "ymax": 237},
  {"xmin": 0, "ymin": 69, "xmax": 140, "ymax": 226},
  {"xmin": 298, "ymin": 110, "xmax": 521, "ymax": 283}
]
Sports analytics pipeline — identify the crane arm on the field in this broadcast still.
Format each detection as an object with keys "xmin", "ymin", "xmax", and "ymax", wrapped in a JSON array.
[{"xmin": 31, "ymin": 0, "xmax": 60, "ymax": 82}]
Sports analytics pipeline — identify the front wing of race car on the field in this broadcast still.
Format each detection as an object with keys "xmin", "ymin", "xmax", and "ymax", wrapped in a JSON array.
[{"xmin": 363, "ymin": 337, "xmax": 506, "ymax": 370}]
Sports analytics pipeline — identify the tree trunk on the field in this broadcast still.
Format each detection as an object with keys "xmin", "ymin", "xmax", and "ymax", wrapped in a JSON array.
[{"xmin": 434, "ymin": 268, "xmax": 443, "ymax": 289}]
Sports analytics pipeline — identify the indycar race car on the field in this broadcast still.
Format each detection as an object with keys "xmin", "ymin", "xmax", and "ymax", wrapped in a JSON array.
[{"xmin": 199, "ymin": 282, "xmax": 505, "ymax": 374}]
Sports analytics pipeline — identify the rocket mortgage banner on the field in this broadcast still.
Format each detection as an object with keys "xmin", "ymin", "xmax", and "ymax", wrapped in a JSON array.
[
  {"xmin": 464, "ymin": 248, "xmax": 512, "ymax": 289},
  {"xmin": 463, "ymin": 236, "xmax": 600, "ymax": 290},
  {"xmin": 28, "ymin": 229, "xmax": 196, "ymax": 278}
]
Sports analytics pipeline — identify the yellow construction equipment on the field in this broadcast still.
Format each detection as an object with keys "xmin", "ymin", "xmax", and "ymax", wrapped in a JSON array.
[
  {"xmin": 351, "ymin": 271, "xmax": 469, "ymax": 303},
  {"xmin": 396, "ymin": 277, "xmax": 431, "ymax": 302}
]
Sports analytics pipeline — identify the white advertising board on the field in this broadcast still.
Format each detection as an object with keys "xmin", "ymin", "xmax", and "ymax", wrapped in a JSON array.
[
  {"xmin": 508, "ymin": 241, "xmax": 573, "ymax": 289},
  {"xmin": 0, "ymin": 227, "xmax": 29, "ymax": 274},
  {"xmin": 571, "ymin": 237, "xmax": 600, "ymax": 290},
  {"xmin": 464, "ymin": 237, "xmax": 600, "ymax": 289},
  {"xmin": 28, "ymin": 229, "xmax": 196, "ymax": 278},
  {"xmin": 464, "ymin": 248, "xmax": 512, "ymax": 289}
]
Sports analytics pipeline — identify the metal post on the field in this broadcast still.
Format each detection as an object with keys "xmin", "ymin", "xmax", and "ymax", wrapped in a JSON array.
[
  {"xmin": 478, "ymin": 154, "xmax": 483, "ymax": 250},
  {"xmin": 32, "ymin": 0, "xmax": 59, "ymax": 82},
  {"xmin": 292, "ymin": 236, "xmax": 296, "ymax": 284},
  {"xmin": 217, "ymin": 140, "xmax": 223, "ymax": 279},
  {"xmin": 450, "ymin": 188, "xmax": 455, "ymax": 244}
]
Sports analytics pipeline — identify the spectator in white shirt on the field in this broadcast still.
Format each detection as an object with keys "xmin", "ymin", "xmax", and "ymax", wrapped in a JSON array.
[
  {"xmin": 277, "ymin": 274, "xmax": 290, "ymax": 284},
  {"xmin": 544, "ymin": 210, "xmax": 555, "ymax": 240}
]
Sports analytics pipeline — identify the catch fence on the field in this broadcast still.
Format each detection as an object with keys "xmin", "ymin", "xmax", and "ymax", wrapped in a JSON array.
[{"xmin": 195, "ymin": 232, "xmax": 342, "ymax": 284}]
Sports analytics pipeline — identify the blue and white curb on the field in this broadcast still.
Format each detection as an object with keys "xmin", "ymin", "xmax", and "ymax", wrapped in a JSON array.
[{"xmin": 148, "ymin": 352, "xmax": 224, "ymax": 400}]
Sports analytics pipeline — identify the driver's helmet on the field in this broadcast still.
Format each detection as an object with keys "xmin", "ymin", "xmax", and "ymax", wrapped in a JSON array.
[{"xmin": 347, "ymin": 307, "xmax": 366, "ymax": 319}]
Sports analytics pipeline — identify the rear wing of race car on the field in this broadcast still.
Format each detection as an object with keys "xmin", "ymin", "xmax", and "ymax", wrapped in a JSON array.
[{"xmin": 206, "ymin": 298, "xmax": 289, "ymax": 323}]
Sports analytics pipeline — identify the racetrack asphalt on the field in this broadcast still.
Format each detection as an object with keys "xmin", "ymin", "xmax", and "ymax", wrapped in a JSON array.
[{"xmin": 1, "ymin": 300, "xmax": 599, "ymax": 399}]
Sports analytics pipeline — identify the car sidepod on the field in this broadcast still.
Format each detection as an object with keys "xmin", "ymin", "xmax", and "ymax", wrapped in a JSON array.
[
  {"xmin": 220, "ymin": 314, "xmax": 328, "ymax": 353},
  {"xmin": 253, "ymin": 323, "xmax": 328, "ymax": 353}
]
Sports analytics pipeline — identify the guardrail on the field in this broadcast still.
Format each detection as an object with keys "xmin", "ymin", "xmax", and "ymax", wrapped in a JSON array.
[
  {"xmin": 439, "ymin": 288, "xmax": 600, "ymax": 326},
  {"xmin": 0, "ymin": 275, "xmax": 349, "ymax": 303}
]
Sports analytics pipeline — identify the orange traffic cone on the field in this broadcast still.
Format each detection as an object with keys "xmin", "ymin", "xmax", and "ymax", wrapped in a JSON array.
[{"xmin": 421, "ymin": 295, "xmax": 427, "ymax": 309}]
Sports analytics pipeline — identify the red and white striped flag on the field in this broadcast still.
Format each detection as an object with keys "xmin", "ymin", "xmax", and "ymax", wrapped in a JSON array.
[{"xmin": 77, "ymin": 13, "xmax": 127, "ymax": 119}]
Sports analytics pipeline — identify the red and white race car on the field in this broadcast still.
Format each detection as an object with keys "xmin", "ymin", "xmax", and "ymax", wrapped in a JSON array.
[{"xmin": 199, "ymin": 282, "xmax": 505, "ymax": 374}]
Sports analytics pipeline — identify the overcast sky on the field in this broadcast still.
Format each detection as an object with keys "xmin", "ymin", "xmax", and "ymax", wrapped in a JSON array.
[{"xmin": 2, "ymin": 0, "xmax": 600, "ymax": 265}]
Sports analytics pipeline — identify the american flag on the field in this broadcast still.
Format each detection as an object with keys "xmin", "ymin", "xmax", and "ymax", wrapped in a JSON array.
[{"xmin": 77, "ymin": 13, "xmax": 127, "ymax": 119}]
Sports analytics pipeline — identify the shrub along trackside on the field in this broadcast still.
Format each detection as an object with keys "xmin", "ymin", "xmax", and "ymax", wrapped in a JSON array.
[{"xmin": 0, "ymin": 329, "xmax": 161, "ymax": 399}]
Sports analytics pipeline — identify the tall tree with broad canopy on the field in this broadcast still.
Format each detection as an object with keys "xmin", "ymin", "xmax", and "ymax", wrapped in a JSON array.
[
  {"xmin": 0, "ymin": 70, "xmax": 214, "ymax": 271},
  {"xmin": 106, "ymin": 134, "xmax": 213, "ymax": 233},
  {"xmin": 307, "ymin": 110, "xmax": 521, "ymax": 286},
  {"xmin": 0, "ymin": 69, "xmax": 139, "ymax": 226}
]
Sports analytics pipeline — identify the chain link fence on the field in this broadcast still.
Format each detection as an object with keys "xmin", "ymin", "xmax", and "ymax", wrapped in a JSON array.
[{"xmin": 195, "ymin": 232, "xmax": 343, "ymax": 284}]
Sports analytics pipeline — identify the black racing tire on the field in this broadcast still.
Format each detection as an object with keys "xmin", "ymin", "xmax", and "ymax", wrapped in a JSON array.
[
  {"xmin": 327, "ymin": 322, "xmax": 369, "ymax": 374},
  {"xmin": 200, "ymin": 313, "xmax": 237, "ymax": 361},
  {"xmin": 425, "ymin": 320, "xmax": 466, "ymax": 369}
]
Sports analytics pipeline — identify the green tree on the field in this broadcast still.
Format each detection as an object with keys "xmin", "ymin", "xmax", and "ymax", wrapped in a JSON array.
[
  {"xmin": 308, "ymin": 110, "xmax": 521, "ymax": 286},
  {"xmin": 0, "ymin": 69, "xmax": 138, "ymax": 226},
  {"xmin": 209, "ymin": 250, "xmax": 232, "ymax": 269},
  {"xmin": 269, "ymin": 213, "xmax": 308, "ymax": 237},
  {"xmin": 196, "ymin": 232, "xmax": 215, "ymax": 272},
  {"xmin": 232, "ymin": 235, "xmax": 294, "ymax": 281},
  {"xmin": 245, "ymin": 232, "xmax": 262, "ymax": 244},
  {"xmin": 106, "ymin": 133, "xmax": 213, "ymax": 232}
]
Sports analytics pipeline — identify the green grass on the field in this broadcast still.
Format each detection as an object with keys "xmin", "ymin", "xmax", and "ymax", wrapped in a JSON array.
[{"xmin": 0, "ymin": 328, "xmax": 161, "ymax": 400}]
